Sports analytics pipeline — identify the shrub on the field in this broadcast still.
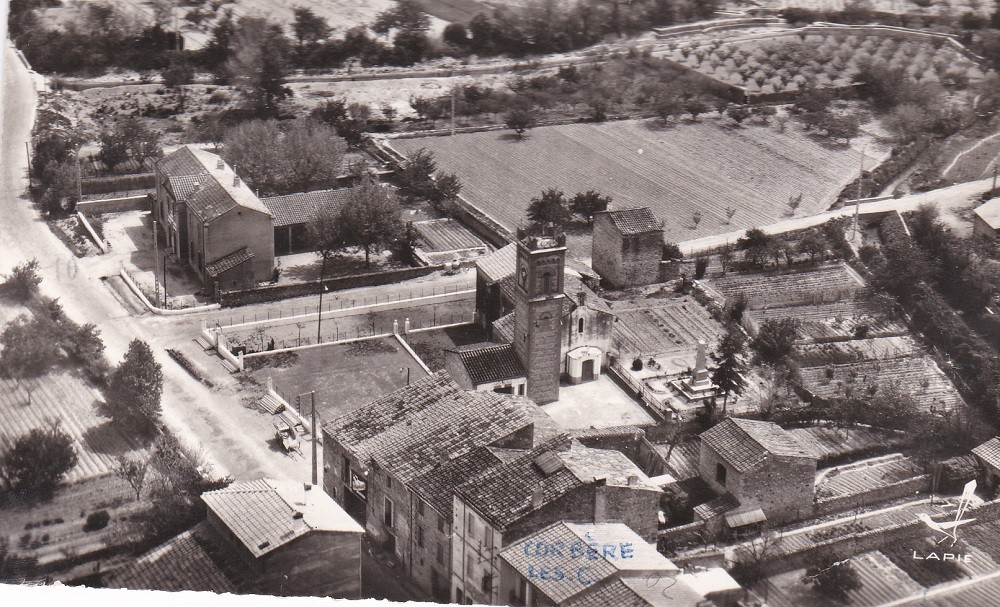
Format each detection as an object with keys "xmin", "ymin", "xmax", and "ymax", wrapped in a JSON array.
[{"xmin": 83, "ymin": 510, "xmax": 110, "ymax": 532}]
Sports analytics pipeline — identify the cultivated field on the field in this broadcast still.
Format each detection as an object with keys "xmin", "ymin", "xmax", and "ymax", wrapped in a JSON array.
[
  {"xmin": 795, "ymin": 335, "xmax": 920, "ymax": 366},
  {"xmin": 667, "ymin": 31, "xmax": 984, "ymax": 95},
  {"xmin": 612, "ymin": 297, "xmax": 725, "ymax": 359},
  {"xmin": 755, "ymin": 0, "xmax": 997, "ymax": 17},
  {"xmin": 707, "ymin": 263, "xmax": 868, "ymax": 309},
  {"xmin": 389, "ymin": 120, "xmax": 890, "ymax": 245}
]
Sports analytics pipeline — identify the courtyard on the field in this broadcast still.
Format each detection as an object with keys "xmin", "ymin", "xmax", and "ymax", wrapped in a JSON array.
[{"xmin": 542, "ymin": 375, "xmax": 656, "ymax": 430}]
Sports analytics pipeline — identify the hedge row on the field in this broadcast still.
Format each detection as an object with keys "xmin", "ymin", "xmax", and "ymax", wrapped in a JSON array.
[
  {"xmin": 838, "ymin": 136, "xmax": 933, "ymax": 201},
  {"xmin": 80, "ymin": 173, "xmax": 155, "ymax": 196}
]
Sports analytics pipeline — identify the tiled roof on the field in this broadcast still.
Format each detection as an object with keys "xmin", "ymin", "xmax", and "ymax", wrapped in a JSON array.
[
  {"xmin": 598, "ymin": 207, "xmax": 662, "ymax": 235},
  {"xmin": 103, "ymin": 521, "xmax": 246, "ymax": 593},
  {"xmin": 700, "ymin": 418, "xmax": 816, "ymax": 473},
  {"xmin": 456, "ymin": 439, "xmax": 659, "ymax": 530},
  {"xmin": 205, "ymin": 247, "xmax": 253, "ymax": 278},
  {"xmin": 261, "ymin": 189, "xmax": 352, "ymax": 228},
  {"xmin": 449, "ymin": 342, "xmax": 525, "ymax": 386},
  {"xmin": 654, "ymin": 440, "xmax": 701, "ymax": 481},
  {"xmin": 620, "ymin": 574, "xmax": 710, "ymax": 607},
  {"xmin": 325, "ymin": 371, "xmax": 555, "ymax": 485},
  {"xmin": 974, "ymin": 198, "xmax": 1000, "ymax": 230},
  {"xmin": 571, "ymin": 425, "xmax": 645, "ymax": 440},
  {"xmin": 409, "ymin": 446, "xmax": 508, "ymax": 519},
  {"xmin": 412, "ymin": 218, "xmax": 486, "ymax": 253},
  {"xmin": 725, "ymin": 508, "xmax": 767, "ymax": 528},
  {"xmin": 167, "ymin": 174, "xmax": 208, "ymax": 200},
  {"xmin": 157, "ymin": 147, "xmax": 208, "ymax": 177},
  {"xmin": 972, "ymin": 437, "xmax": 1000, "ymax": 470},
  {"xmin": 202, "ymin": 479, "xmax": 362, "ymax": 559},
  {"xmin": 499, "ymin": 522, "xmax": 677, "ymax": 604},
  {"xmin": 493, "ymin": 312, "xmax": 516, "ymax": 343},
  {"xmin": 563, "ymin": 579, "xmax": 648, "ymax": 607},
  {"xmin": 476, "ymin": 243, "xmax": 517, "ymax": 283},
  {"xmin": 693, "ymin": 493, "xmax": 740, "ymax": 520}
]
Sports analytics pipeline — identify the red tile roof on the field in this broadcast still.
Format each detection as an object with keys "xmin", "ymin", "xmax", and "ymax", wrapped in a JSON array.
[
  {"xmin": 409, "ymin": 446, "xmax": 508, "ymax": 519},
  {"xmin": 597, "ymin": 207, "xmax": 663, "ymax": 235},
  {"xmin": 700, "ymin": 418, "xmax": 816, "ymax": 473},
  {"xmin": 476, "ymin": 243, "xmax": 517, "ymax": 283},
  {"xmin": 449, "ymin": 342, "xmax": 525, "ymax": 386},
  {"xmin": 412, "ymin": 218, "xmax": 487, "ymax": 253},
  {"xmin": 499, "ymin": 522, "xmax": 677, "ymax": 604},
  {"xmin": 205, "ymin": 247, "xmax": 253, "ymax": 278},
  {"xmin": 972, "ymin": 437, "xmax": 1000, "ymax": 470},
  {"xmin": 261, "ymin": 189, "xmax": 353, "ymax": 228},
  {"xmin": 202, "ymin": 479, "xmax": 362, "ymax": 559},
  {"xmin": 157, "ymin": 147, "xmax": 208, "ymax": 178}
]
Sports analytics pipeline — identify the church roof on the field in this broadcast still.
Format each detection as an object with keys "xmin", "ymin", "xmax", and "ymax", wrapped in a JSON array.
[
  {"xmin": 448, "ymin": 342, "xmax": 525, "ymax": 386},
  {"xmin": 476, "ymin": 243, "xmax": 517, "ymax": 283}
]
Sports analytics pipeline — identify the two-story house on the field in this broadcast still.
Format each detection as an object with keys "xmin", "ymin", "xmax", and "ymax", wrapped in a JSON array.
[{"xmin": 591, "ymin": 207, "xmax": 665, "ymax": 289}]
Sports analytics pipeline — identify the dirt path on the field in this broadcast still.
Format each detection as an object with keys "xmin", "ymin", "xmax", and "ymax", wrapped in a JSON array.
[{"xmin": 1, "ymin": 41, "xmax": 307, "ymax": 483}]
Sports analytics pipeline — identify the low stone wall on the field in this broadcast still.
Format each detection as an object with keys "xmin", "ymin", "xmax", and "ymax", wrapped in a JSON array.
[
  {"xmin": 76, "ymin": 194, "xmax": 151, "ymax": 215},
  {"xmin": 813, "ymin": 474, "xmax": 931, "ymax": 518},
  {"xmin": 218, "ymin": 265, "xmax": 443, "ymax": 308},
  {"xmin": 80, "ymin": 173, "xmax": 155, "ymax": 196}
]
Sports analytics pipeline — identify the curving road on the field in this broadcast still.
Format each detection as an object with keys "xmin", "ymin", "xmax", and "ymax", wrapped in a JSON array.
[{"xmin": 1, "ymin": 38, "xmax": 307, "ymax": 483}]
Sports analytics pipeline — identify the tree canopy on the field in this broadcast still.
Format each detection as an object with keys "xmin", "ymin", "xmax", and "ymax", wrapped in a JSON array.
[
  {"xmin": 527, "ymin": 188, "xmax": 572, "ymax": 228},
  {"xmin": 0, "ymin": 424, "xmax": 78, "ymax": 500},
  {"xmin": 101, "ymin": 339, "xmax": 164, "ymax": 435},
  {"xmin": 337, "ymin": 178, "xmax": 404, "ymax": 268}
]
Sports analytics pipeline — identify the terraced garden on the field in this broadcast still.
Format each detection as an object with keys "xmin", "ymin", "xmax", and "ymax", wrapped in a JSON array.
[
  {"xmin": 707, "ymin": 263, "xmax": 868, "ymax": 309},
  {"xmin": 611, "ymin": 297, "xmax": 725, "ymax": 357},
  {"xmin": 796, "ymin": 335, "xmax": 920, "ymax": 367},
  {"xmin": 388, "ymin": 120, "xmax": 889, "ymax": 244},
  {"xmin": 668, "ymin": 31, "xmax": 984, "ymax": 95}
]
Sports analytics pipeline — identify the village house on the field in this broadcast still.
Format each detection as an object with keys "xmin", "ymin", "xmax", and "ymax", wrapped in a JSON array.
[
  {"xmin": 591, "ymin": 207, "xmax": 665, "ymax": 289},
  {"xmin": 102, "ymin": 479, "xmax": 363, "ymax": 598},
  {"xmin": 972, "ymin": 437, "xmax": 1000, "ymax": 497},
  {"xmin": 154, "ymin": 147, "xmax": 274, "ymax": 291},
  {"xmin": 972, "ymin": 197, "xmax": 1000, "ymax": 241},
  {"xmin": 444, "ymin": 342, "xmax": 528, "ymax": 395},
  {"xmin": 320, "ymin": 371, "xmax": 561, "ymax": 601},
  {"xmin": 260, "ymin": 189, "xmax": 352, "ymax": 255},
  {"xmin": 450, "ymin": 438, "xmax": 662, "ymax": 605},
  {"xmin": 697, "ymin": 418, "xmax": 818, "ymax": 535},
  {"xmin": 498, "ymin": 521, "xmax": 740, "ymax": 607}
]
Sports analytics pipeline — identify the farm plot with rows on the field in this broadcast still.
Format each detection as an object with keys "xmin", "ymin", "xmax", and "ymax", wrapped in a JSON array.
[
  {"xmin": 0, "ymin": 373, "xmax": 147, "ymax": 483},
  {"xmin": 752, "ymin": 300, "xmax": 909, "ymax": 342},
  {"xmin": 388, "ymin": 120, "xmax": 889, "ymax": 246},
  {"xmin": 706, "ymin": 263, "xmax": 867, "ymax": 309},
  {"xmin": 798, "ymin": 355, "xmax": 965, "ymax": 413},
  {"xmin": 667, "ymin": 31, "xmax": 985, "ymax": 95},
  {"xmin": 795, "ymin": 335, "xmax": 920, "ymax": 366},
  {"xmin": 611, "ymin": 297, "xmax": 725, "ymax": 357},
  {"xmin": 755, "ymin": 0, "xmax": 996, "ymax": 18}
]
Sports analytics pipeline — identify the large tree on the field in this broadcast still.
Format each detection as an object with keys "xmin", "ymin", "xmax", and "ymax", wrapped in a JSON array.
[
  {"xmin": 101, "ymin": 339, "xmax": 163, "ymax": 435},
  {"xmin": 0, "ymin": 315, "xmax": 58, "ymax": 395},
  {"xmin": 292, "ymin": 7, "xmax": 331, "ymax": 57},
  {"xmin": 337, "ymin": 178, "xmax": 404, "ymax": 268},
  {"xmin": 0, "ymin": 424, "xmax": 78, "ymax": 499},
  {"xmin": 2, "ymin": 259, "xmax": 42, "ymax": 303},
  {"xmin": 224, "ymin": 17, "xmax": 292, "ymax": 117},
  {"xmin": 710, "ymin": 324, "xmax": 747, "ymax": 413},
  {"xmin": 160, "ymin": 51, "xmax": 195, "ymax": 111},
  {"xmin": 751, "ymin": 318, "xmax": 801, "ymax": 366},
  {"xmin": 527, "ymin": 188, "xmax": 572, "ymax": 227},
  {"xmin": 570, "ymin": 190, "xmax": 612, "ymax": 224},
  {"xmin": 397, "ymin": 148, "xmax": 438, "ymax": 201}
]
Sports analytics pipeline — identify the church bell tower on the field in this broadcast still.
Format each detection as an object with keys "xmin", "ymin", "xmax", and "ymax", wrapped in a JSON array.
[{"xmin": 513, "ymin": 228, "xmax": 566, "ymax": 405}]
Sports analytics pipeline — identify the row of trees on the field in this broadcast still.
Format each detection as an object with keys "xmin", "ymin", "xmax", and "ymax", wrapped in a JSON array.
[{"xmin": 526, "ymin": 188, "xmax": 613, "ymax": 227}]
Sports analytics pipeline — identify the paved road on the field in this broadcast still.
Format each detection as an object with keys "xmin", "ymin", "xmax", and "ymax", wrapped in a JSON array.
[{"xmin": 1, "ymin": 40, "xmax": 306, "ymax": 483}]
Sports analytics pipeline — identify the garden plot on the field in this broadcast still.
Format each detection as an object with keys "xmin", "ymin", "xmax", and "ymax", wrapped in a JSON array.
[
  {"xmin": 788, "ymin": 425, "xmax": 909, "ymax": 462},
  {"xmin": 814, "ymin": 454, "xmax": 925, "ymax": 500},
  {"xmin": 388, "ymin": 119, "xmax": 890, "ymax": 246},
  {"xmin": 795, "ymin": 335, "xmax": 920, "ymax": 367},
  {"xmin": 755, "ymin": 0, "xmax": 996, "ymax": 18},
  {"xmin": 611, "ymin": 296, "xmax": 725, "ymax": 359},
  {"xmin": 798, "ymin": 355, "xmax": 965, "ymax": 413},
  {"xmin": 752, "ymin": 300, "xmax": 909, "ymax": 342},
  {"xmin": 706, "ymin": 263, "xmax": 867, "ymax": 309},
  {"xmin": 666, "ymin": 31, "xmax": 985, "ymax": 95}
]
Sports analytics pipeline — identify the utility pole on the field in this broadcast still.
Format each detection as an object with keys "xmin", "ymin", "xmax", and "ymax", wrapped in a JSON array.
[
  {"xmin": 992, "ymin": 162, "xmax": 998, "ymax": 192},
  {"xmin": 316, "ymin": 258, "xmax": 327, "ymax": 343},
  {"xmin": 299, "ymin": 392, "xmax": 318, "ymax": 485},
  {"xmin": 450, "ymin": 88, "xmax": 456, "ymax": 137},
  {"xmin": 163, "ymin": 255, "xmax": 168, "ymax": 309}
]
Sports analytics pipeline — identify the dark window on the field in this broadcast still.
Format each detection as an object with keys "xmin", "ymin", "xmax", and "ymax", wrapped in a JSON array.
[
  {"xmin": 540, "ymin": 273, "xmax": 551, "ymax": 294},
  {"xmin": 384, "ymin": 497, "xmax": 394, "ymax": 527},
  {"xmin": 438, "ymin": 516, "xmax": 446, "ymax": 533},
  {"xmin": 716, "ymin": 463, "xmax": 727, "ymax": 486},
  {"xmin": 621, "ymin": 239, "xmax": 629, "ymax": 254},
  {"xmin": 437, "ymin": 543, "xmax": 446, "ymax": 565},
  {"xmin": 342, "ymin": 456, "xmax": 350, "ymax": 479},
  {"xmin": 417, "ymin": 526, "xmax": 425, "ymax": 548},
  {"xmin": 481, "ymin": 573, "xmax": 493, "ymax": 594},
  {"xmin": 456, "ymin": 588, "xmax": 464, "ymax": 603},
  {"xmin": 417, "ymin": 499, "xmax": 425, "ymax": 517},
  {"xmin": 578, "ymin": 318, "xmax": 585, "ymax": 334}
]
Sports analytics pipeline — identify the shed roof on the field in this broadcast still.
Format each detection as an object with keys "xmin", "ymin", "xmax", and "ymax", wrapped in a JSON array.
[
  {"xmin": 725, "ymin": 508, "xmax": 767, "ymax": 528},
  {"xmin": 700, "ymin": 417, "xmax": 816, "ymax": 473},
  {"xmin": 476, "ymin": 243, "xmax": 517, "ymax": 283},
  {"xmin": 499, "ymin": 522, "xmax": 677, "ymax": 604},
  {"xmin": 972, "ymin": 437, "xmax": 1000, "ymax": 471},
  {"xmin": 261, "ymin": 189, "xmax": 353, "ymax": 228},
  {"xmin": 412, "ymin": 218, "xmax": 486, "ymax": 253},
  {"xmin": 448, "ymin": 342, "xmax": 526, "ymax": 386},
  {"xmin": 493, "ymin": 311, "xmax": 516, "ymax": 343},
  {"xmin": 205, "ymin": 247, "xmax": 253, "ymax": 278},
  {"xmin": 597, "ymin": 207, "xmax": 663, "ymax": 235},
  {"xmin": 202, "ymin": 479, "xmax": 362, "ymax": 559},
  {"xmin": 973, "ymin": 198, "xmax": 1000, "ymax": 230}
]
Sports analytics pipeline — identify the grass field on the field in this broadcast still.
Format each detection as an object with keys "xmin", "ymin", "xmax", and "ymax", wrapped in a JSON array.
[
  {"xmin": 248, "ymin": 337, "xmax": 430, "ymax": 425},
  {"xmin": 389, "ymin": 119, "xmax": 889, "ymax": 248}
]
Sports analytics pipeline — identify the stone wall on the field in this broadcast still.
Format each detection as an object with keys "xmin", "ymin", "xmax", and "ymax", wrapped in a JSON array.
[
  {"xmin": 218, "ymin": 265, "xmax": 441, "ymax": 307},
  {"xmin": 76, "ymin": 194, "xmax": 152, "ymax": 214},
  {"xmin": 592, "ymin": 216, "xmax": 665, "ymax": 289},
  {"xmin": 813, "ymin": 474, "xmax": 931, "ymax": 518}
]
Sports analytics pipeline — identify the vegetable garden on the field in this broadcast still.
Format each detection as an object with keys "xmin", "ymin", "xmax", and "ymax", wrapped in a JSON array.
[{"xmin": 666, "ymin": 30, "xmax": 985, "ymax": 96}]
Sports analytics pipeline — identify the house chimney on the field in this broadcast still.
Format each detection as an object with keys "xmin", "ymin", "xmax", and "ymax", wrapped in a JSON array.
[
  {"xmin": 233, "ymin": 174, "xmax": 241, "ymax": 188},
  {"xmin": 578, "ymin": 291, "xmax": 587, "ymax": 307},
  {"xmin": 594, "ymin": 478, "xmax": 608, "ymax": 523},
  {"xmin": 531, "ymin": 487, "xmax": 544, "ymax": 509},
  {"xmin": 216, "ymin": 158, "xmax": 225, "ymax": 170},
  {"xmin": 292, "ymin": 511, "xmax": 305, "ymax": 532},
  {"xmin": 628, "ymin": 474, "xmax": 639, "ymax": 487},
  {"xmin": 192, "ymin": 181, "xmax": 201, "ymax": 193}
]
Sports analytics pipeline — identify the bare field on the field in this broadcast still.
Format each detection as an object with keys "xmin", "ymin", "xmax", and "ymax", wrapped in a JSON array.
[{"xmin": 388, "ymin": 119, "xmax": 890, "ymax": 246}]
